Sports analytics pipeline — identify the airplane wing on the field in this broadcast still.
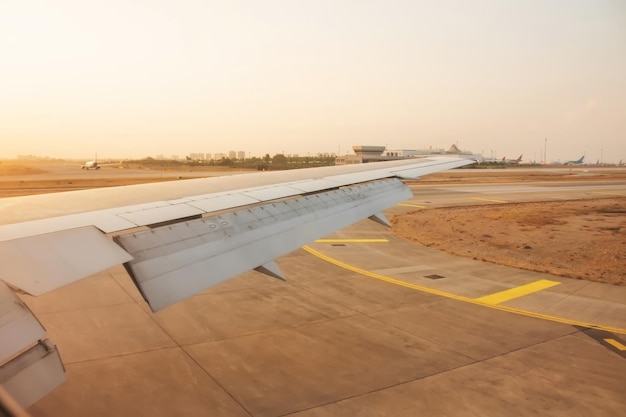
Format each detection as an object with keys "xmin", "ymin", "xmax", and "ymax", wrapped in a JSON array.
[
  {"xmin": 0, "ymin": 156, "xmax": 472, "ymax": 407},
  {"xmin": 0, "ymin": 156, "xmax": 472, "ymax": 311}
]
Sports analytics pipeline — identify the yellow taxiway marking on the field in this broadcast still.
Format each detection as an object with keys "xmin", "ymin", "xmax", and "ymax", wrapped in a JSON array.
[
  {"xmin": 398, "ymin": 203, "xmax": 426, "ymax": 208},
  {"xmin": 475, "ymin": 280, "xmax": 561, "ymax": 305},
  {"xmin": 604, "ymin": 338, "xmax": 626, "ymax": 351},
  {"xmin": 302, "ymin": 246, "xmax": 626, "ymax": 335},
  {"xmin": 470, "ymin": 197, "xmax": 508, "ymax": 203},
  {"xmin": 315, "ymin": 239, "xmax": 389, "ymax": 243}
]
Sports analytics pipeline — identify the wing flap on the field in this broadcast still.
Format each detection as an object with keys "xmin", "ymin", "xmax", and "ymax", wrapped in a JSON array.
[
  {"xmin": 117, "ymin": 203, "xmax": 204, "ymax": 226},
  {"xmin": 116, "ymin": 178, "xmax": 412, "ymax": 311},
  {"xmin": 186, "ymin": 193, "xmax": 261, "ymax": 213},
  {"xmin": 0, "ymin": 339, "xmax": 65, "ymax": 409},
  {"xmin": 282, "ymin": 178, "xmax": 342, "ymax": 193},
  {"xmin": 242, "ymin": 184, "xmax": 305, "ymax": 201},
  {"xmin": 0, "ymin": 226, "xmax": 133, "ymax": 296},
  {"xmin": 0, "ymin": 282, "xmax": 46, "ymax": 359},
  {"xmin": 0, "ymin": 211, "xmax": 137, "ymax": 242},
  {"xmin": 0, "ymin": 282, "xmax": 65, "ymax": 409}
]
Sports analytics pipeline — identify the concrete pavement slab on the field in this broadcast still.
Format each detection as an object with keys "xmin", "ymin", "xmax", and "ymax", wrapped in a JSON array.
[
  {"xmin": 28, "ymin": 348, "xmax": 250, "ymax": 417},
  {"xmin": 154, "ymin": 284, "xmax": 357, "ymax": 345},
  {"xmin": 184, "ymin": 314, "xmax": 474, "ymax": 417},
  {"xmin": 201, "ymin": 269, "xmax": 287, "ymax": 293},
  {"xmin": 275, "ymin": 250, "xmax": 358, "ymax": 284},
  {"xmin": 289, "ymin": 332, "xmax": 626, "ymax": 417},
  {"xmin": 295, "ymin": 273, "xmax": 441, "ymax": 314},
  {"xmin": 37, "ymin": 303, "xmax": 176, "ymax": 363},
  {"xmin": 504, "ymin": 291, "xmax": 626, "ymax": 330},
  {"xmin": 565, "ymin": 280, "xmax": 626, "ymax": 304},
  {"xmin": 371, "ymin": 298, "xmax": 575, "ymax": 361}
]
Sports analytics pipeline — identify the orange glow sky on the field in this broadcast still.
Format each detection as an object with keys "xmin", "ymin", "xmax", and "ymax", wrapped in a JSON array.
[{"xmin": 1, "ymin": 0, "xmax": 625, "ymax": 163}]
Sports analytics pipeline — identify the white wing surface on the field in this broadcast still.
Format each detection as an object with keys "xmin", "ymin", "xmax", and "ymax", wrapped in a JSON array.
[{"xmin": 0, "ymin": 157, "xmax": 472, "ymax": 310}]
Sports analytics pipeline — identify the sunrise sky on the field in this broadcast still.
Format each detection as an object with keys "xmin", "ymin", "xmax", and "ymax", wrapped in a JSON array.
[{"xmin": 1, "ymin": 0, "xmax": 625, "ymax": 163}]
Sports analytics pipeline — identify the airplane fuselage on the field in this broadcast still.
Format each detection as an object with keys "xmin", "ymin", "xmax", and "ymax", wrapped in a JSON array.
[{"xmin": 81, "ymin": 161, "xmax": 101, "ymax": 170}]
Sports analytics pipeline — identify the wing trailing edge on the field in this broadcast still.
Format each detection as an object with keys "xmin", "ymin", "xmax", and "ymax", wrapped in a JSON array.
[{"xmin": 115, "ymin": 178, "xmax": 412, "ymax": 311}]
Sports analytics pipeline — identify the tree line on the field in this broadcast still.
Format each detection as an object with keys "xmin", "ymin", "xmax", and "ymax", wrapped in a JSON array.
[{"xmin": 133, "ymin": 154, "xmax": 338, "ymax": 170}]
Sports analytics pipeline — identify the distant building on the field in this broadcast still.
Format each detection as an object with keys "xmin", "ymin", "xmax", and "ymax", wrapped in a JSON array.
[
  {"xmin": 443, "ymin": 144, "xmax": 482, "ymax": 161},
  {"xmin": 237, "ymin": 151, "xmax": 246, "ymax": 160},
  {"xmin": 389, "ymin": 144, "xmax": 481, "ymax": 160},
  {"xmin": 335, "ymin": 146, "xmax": 404, "ymax": 165},
  {"xmin": 189, "ymin": 153, "xmax": 205, "ymax": 161},
  {"xmin": 335, "ymin": 144, "xmax": 481, "ymax": 165},
  {"xmin": 383, "ymin": 149, "xmax": 419, "ymax": 157},
  {"xmin": 228, "ymin": 151, "xmax": 237, "ymax": 159}
]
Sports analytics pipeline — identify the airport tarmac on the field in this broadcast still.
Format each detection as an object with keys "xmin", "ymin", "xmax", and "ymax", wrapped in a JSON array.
[
  {"xmin": 21, "ymin": 177, "xmax": 626, "ymax": 416},
  {"xmin": 0, "ymin": 162, "xmax": 246, "ymax": 181}
]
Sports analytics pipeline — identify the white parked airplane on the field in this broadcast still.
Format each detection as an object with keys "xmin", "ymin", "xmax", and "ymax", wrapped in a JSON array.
[
  {"xmin": 81, "ymin": 155, "xmax": 122, "ymax": 170},
  {"xmin": 81, "ymin": 159, "xmax": 101, "ymax": 169},
  {"xmin": 0, "ymin": 156, "xmax": 473, "ymax": 410}
]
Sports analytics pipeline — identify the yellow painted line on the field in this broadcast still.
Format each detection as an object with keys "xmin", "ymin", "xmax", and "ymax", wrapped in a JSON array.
[
  {"xmin": 475, "ymin": 280, "xmax": 561, "ymax": 305},
  {"xmin": 604, "ymin": 338, "xmax": 626, "ymax": 351},
  {"xmin": 398, "ymin": 203, "xmax": 426, "ymax": 208},
  {"xmin": 470, "ymin": 197, "xmax": 508, "ymax": 203},
  {"xmin": 315, "ymin": 239, "xmax": 389, "ymax": 243},
  {"xmin": 301, "ymin": 246, "xmax": 626, "ymax": 335}
]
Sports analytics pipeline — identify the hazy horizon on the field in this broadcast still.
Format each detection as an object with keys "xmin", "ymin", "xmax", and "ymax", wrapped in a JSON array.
[{"xmin": 2, "ymin": 1, "xmax": 625, "ymax": 163}]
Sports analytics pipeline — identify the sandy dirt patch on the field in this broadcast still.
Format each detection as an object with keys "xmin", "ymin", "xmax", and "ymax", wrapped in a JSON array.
[
  {"xmin": 392, "ymin": 198, "xmax": 626, "ymax": 285},
  {"xmin": 0, "ymin": 177, "xmax": 188, "ymax": 197},
  {"xmin": 416, "ymin": 167, "xmax": 626, "ymax": 184},
  {"xmin": 0, "ymin": 163, "xmax": 48, "ymax": 176}
]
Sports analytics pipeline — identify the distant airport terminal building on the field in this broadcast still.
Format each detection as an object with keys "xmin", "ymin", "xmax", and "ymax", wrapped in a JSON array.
[
  {"xmin": 336, "ymin": 145, "xmax": 481, "ymax": 165},
  {"xmin": 335, "ymin": 146, "xmax": 394, "ymax": 165}
]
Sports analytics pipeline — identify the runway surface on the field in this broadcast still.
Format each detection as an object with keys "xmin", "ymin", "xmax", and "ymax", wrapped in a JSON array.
[{"xmin": 22, "ymin": 177, "xmax": 626, "ymax": 416}]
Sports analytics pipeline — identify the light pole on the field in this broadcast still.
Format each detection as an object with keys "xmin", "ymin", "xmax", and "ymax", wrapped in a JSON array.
[{"xmin": 544, "ymin": 138, "xmax": 547, "ymax": 165}]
